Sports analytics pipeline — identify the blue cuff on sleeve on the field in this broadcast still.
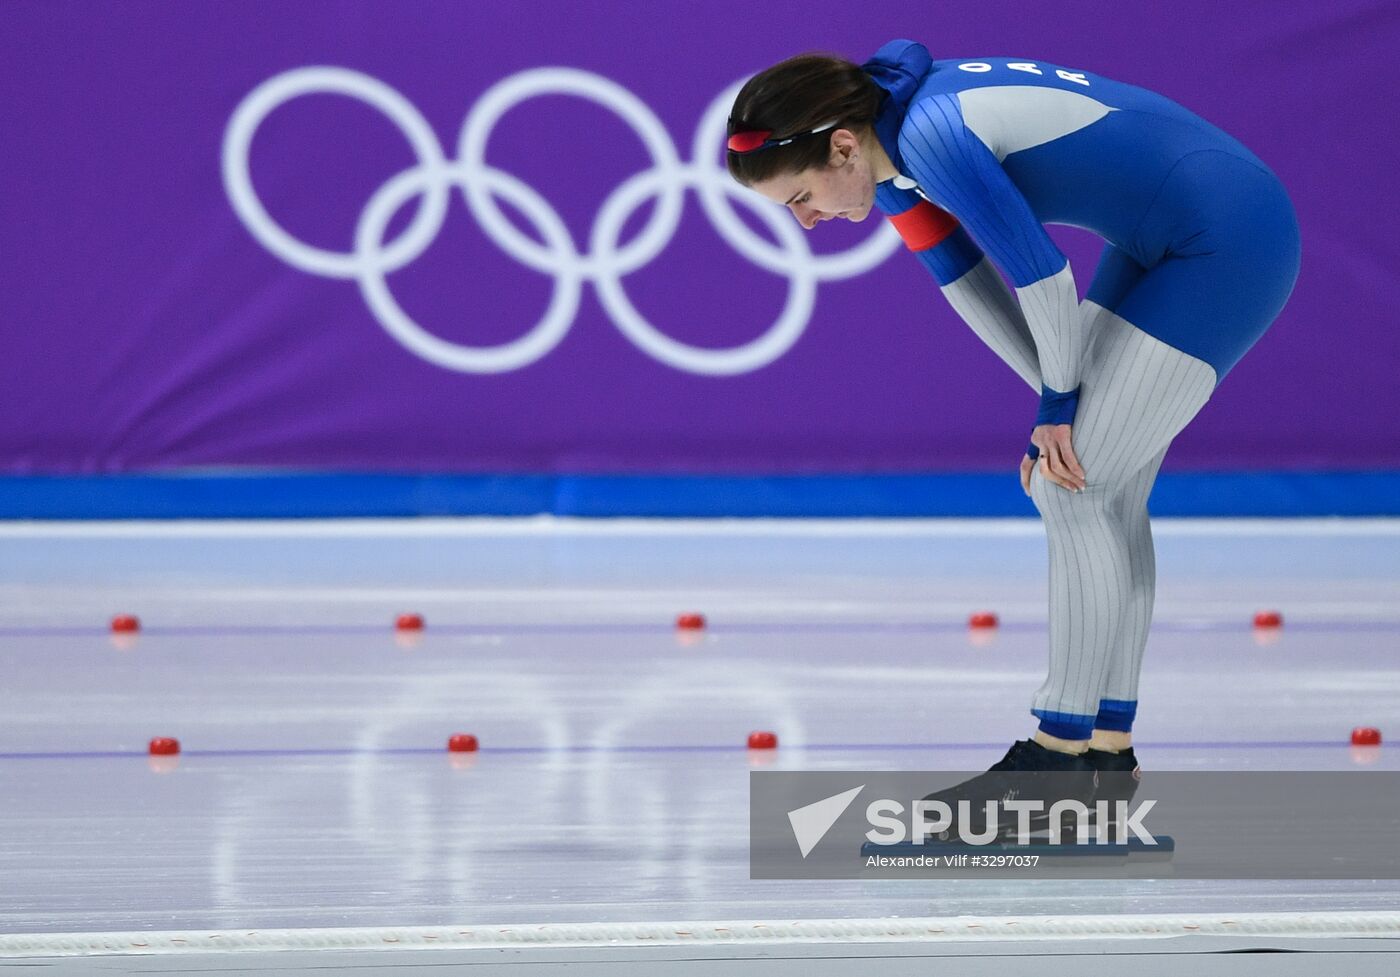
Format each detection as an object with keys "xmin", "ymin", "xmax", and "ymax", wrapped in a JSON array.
[{"xmin": 1035, "ymin": 385, "xmax": 1080, "ymax": 427}]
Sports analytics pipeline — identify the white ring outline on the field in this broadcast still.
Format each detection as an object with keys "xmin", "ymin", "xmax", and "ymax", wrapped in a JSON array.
[
  {"xmin": 355, "ymin": 164, "xmax": 583, "ymax": 374},
  {"xmin": 592, "ymin": 166, "xmax": 817, "ymax": 375},
  {"xmin": 222, "ymin": 66, "xmax": 449, "ymax": 279},
  {"xmin": 456, "ymin": 68, "xmax": 685, "ymax": 279}
]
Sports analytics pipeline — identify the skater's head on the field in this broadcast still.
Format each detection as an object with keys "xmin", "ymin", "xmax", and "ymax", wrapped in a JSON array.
[{"xmin": 726, "ymin": 53, "xmax": 886, "ymax": 229}]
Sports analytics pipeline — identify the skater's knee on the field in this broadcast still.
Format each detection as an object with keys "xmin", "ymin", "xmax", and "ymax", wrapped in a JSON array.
[{"xmin": 1030, "ymin": 473, "xmax": 1107, "ymax": 523}]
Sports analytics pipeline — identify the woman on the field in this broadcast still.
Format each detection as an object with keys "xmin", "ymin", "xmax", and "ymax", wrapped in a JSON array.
[{"xmin": 728, "ymin": 40, "xmax": 1300, "ymax": 827}]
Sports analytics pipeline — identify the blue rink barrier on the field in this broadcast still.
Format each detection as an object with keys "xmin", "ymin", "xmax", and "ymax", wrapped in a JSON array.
[{"xmin": 0, "ymin": 471, "xmax": 1396, "ymax": 519}]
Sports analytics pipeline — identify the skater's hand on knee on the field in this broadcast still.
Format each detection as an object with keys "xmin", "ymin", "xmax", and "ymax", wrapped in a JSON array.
[{"xmin": 1031, "ymin": 424, "xmax": 1087, "ymax": 493}]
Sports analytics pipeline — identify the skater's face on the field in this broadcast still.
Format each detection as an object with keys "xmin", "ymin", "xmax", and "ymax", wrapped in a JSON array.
[{"xmin": 749, "ymin": 129, "xmax": 878, "ymax": 230}]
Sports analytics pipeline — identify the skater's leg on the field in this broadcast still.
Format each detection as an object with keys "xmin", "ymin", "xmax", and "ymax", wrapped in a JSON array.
[
  {"xmin": 1072, "ymin": 246, "xmax": 1152, "ymax": 755},
  {"xmin": 1029, "ymin": 307, "xmax": 1215, "ymax": 746},
  {"xmin": 1089, "ymin": 444, "xmax": 1169, "ymax": 752}
]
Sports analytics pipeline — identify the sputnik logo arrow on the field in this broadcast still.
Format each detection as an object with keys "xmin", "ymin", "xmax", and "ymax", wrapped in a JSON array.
[{"xmin": 787, "ymin": 785, "xmax": 865, "ymax": 858}]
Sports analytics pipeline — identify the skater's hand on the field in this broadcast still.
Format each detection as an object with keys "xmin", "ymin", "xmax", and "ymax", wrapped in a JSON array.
[{"xmin": 1022, "ymin": 424, "xmax": 1086, "ymax": 495}]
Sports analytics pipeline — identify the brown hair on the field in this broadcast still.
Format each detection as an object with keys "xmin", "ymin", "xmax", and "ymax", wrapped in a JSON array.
[{"xmin": 726, "ymin": 53, "xmax": 882, "ymax": 187}]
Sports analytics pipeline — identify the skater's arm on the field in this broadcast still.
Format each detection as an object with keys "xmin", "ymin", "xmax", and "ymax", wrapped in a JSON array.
[
  {"xmin": 875, "ymin": 181, "xmax": 1042, "ymax": 393},
  {"xmin": 896, "ymin": 94, "xmax": 1084, "ymax": 422}
]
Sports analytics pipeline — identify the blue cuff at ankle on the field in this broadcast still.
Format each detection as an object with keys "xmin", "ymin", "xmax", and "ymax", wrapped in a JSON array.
[
  {"xmin": 1095, "ymin": 699, "xmax": 1137, "ymax": 733},
  {"xmin": 1032, "ymin": 708, "xmax": 1096, "ymax": 742}
]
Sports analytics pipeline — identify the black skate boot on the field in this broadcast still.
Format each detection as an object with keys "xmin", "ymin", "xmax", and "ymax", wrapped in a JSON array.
[
  {"xmin": 1085, "ymin": 747, "xmax": 1140, "ymax": 828},
  {"xmin": 919, "ymin": 739, "xmax": 1097, "ymax": 843}
]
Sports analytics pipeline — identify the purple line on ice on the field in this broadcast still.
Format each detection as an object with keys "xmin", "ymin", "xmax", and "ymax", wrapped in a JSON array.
[{"xmin": 1, "ymin": 621, "xmax": 1395, "ymax": 638}]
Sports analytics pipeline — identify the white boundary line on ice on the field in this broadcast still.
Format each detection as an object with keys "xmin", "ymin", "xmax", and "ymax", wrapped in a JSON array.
[
  {"xmin": 0, "ymin": 911, "xmax": 1397, "ymax": 957},
  {"xmin": 0, "ymin": 517, "xmax": 1397, "ymax": 538}
]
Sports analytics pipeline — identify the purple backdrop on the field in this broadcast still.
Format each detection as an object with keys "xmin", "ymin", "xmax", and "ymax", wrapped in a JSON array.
[{"xmin": 2, "ymin": 0, "xmax": 1396, "ymax": 475}]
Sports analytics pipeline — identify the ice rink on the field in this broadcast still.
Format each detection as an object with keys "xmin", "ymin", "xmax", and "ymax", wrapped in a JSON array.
[{"xmin": 2, "ymin": 517, "xmax": 1398, "ymax": 974}]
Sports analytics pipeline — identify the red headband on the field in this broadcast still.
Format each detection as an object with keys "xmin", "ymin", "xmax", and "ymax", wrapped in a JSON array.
[
  {"xmin": 726, "ymin": 129, "xmax": 773, "ymax": 154},
  {"xmin": 726, "ymin": 121, "xmax": 838, "ymax": 156}
]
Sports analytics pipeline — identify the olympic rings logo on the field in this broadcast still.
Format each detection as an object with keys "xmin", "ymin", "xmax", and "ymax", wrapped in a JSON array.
[{"xmin": 221, "ymin": 66, "xmax": 900, "ymax": 375}]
